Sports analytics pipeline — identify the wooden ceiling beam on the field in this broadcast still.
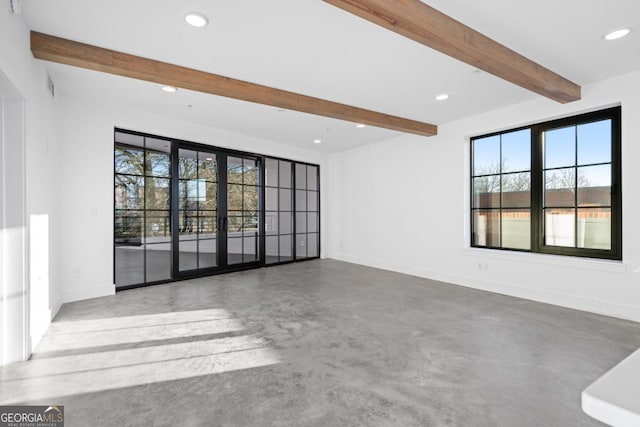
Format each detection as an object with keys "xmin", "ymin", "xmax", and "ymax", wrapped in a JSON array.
[
  {"xmin": 323, "ymin": 0, "xmax": 581, "ymax": 103},
  {"xmin": 30, "ymin": 31, "xmax": 437, "ymax": 137}
]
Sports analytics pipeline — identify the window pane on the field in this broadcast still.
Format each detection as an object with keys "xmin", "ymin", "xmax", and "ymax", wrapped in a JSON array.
[
  {"xmin": 179, "ymin": 240, "xmax": 198, "ymax": 271},
  {"xmin": 307, "ymin": 166, "xmax": 318, "ymax": 191},
  {"xmin": 198, "ymin": 153, "xmax": 217, "ymax": 182},
  {"xmin": 473, "ymin": 176, "xmax": 500, "ymax": 208},
  {"xmin": 115, "ymin": 175, "xmax": 144, "ymax": 209},
  {"xmin": 578, "ymin": 120, "xmax": 611, "ymax": 165},
  {"xmin": 501, "ymin": 210, "xmax": 530, "ymax": 250},
  {"xmin": 199, "ymin": 181, "xmax": 217, "ymax": 210},
  {"xmin": 279, "ymin": 161, "xmax": 292, "ymax": 188},
  {"xmin": 577, "ymin": 165, "xmax": 611, "ymax": 207},
  {"xmin": 279, "ymin": 235, "xmax": 293, "ymax": 260},
  {"xmin": 244, "ymin": 159, "xmax": 259, "ymax": 186},
  {"xmin": 178, "ymin": 150, "xmax": 197, "ymax": 179},
  {"xmin": 145, "ymin": 211, "xmax": 171, "ymax": 241},
  {"xmin": 179, "ymin": 211, "xmax": 197, "ymax": 237},
  {"xmin": 266, "ymin": 236, "xmax": 279, "ymax": 264},
  {"xmin": 115, "ymin": 131, "xmax": 144, "ymax": 147},
  {"xmin": 502, "ymin": 173, "xmax": 530, "ymax": 208},
  {"xmin": 146, "ymin": 152, "xmax": 170, "ymax": 177},
  {"xmin": 115, "ymin": 246, "xmax": 144, "ymax": 286},
  {"xmin": 545, "ymin": 168, "xmax": 575, "ymax": 207},
  {"xmin": 545, "ymin": 208, "xmax": 575, "ymax": 247},
  {"xmin": 578, "ymin": 208, "xmax": 611, "ymax": 250},
  {"xmin": 544, "ymin": 126, "xmax": 575, "ymax": 169},
  {"xmin": 266, "ymin": 187, "xmax": 278, "ymax": 211},
  {"xmin": 296, "ymin": 190, "xmax": 307, "ymax": 211},
  {"xmin": 296, "ymin": 212, "xmax": 307, "ymax": 233},
  {"xmin": 265, "ymin": 158, "xmax": 279, "ymax": 187},
  {"xmin": 296, "ymin": 234, "xmax": 307, "ymax": 258},
  {"xmin": 296, "ymin": 164, "xmax": 307, "ymax": 189},
  {"xmin": 227, "ymin": 215, "xmax": 243, "ymax": 233},
  {"xmin": 243, "ymin": 236, "xmax": 258, "ymax": 262},
  {"xmin": 227, "ymin": 238, "xmax": 243, "ymax": 265},
  {"xmin": 243, "ymin": 185, "xmax": 259, "ymax": 212},
  {"xmin": 244, "ymin": 214, "xmax": 258, "ymax": 235},
  {"xmin": 198, "ymin": 239, "xmax": 217, "ymax": 269},
  {"xmin": 279, "ymin": 189, "xmax": 292, "ymax": 211},
  {"xmin": 265, "ymin": 212, "xmax": 278, "ymax": 235},
  {"xmin": 472, "ymin": 210, "xmax": 500, "ymax": 247},
  {"xmin": 227, "ymin": 184, "xmax": 243, "ymax": 211},
  {"xmin": 308, "ymin": 233, "xmax": 319, "ymax": 258},
  {"xmin": 473, "ymin": 135, "xmax": 500, "ymax": 176},
  {"xmin": 146, "ymin": 243, "xmax": 171, "ymax": 282},
  {"xmin": 227, "ymin": 157, "xmax": 243, "ymax": 184},
  {"xmin": 178, "ymin": 180, "xmax": 197, "ymax": 210},
  {"xmin": 115, "ymin": 210, "xmax": 143, "ymax": 243},
  {"xmin": 308, "ymin": 212, "xmax": 318, "ymax": 233},
  {"xmin": 198, "ymin": 215, "xmax": 217, "ymax": 236},
  {"xmin": 307, "ymin": 191, "xmax": 318, "ymax": 211},
  {"xmin": 115, "ymin": 147, "xmax": 143, "ymax": 175},
  {"xmin": 145, "ymin": 178, "xmax": 170, "ymax": 210},
  {"xmin": 279, "ymin": 212, "xmax": 292, "ymax": 234},
  {"xmin": 501, "ymin": 129, "xmax": 530, "ymax": 172}
]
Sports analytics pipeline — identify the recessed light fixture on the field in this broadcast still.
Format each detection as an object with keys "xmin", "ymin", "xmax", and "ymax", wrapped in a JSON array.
[
  {"xmin": 356, "ymin": 124, "xmax": 366, "ymax": 128},
  {"xmin": 435, "ymin": 93, "xmax": 449, "ymax": 101},
  {"xmin": 162, "ymin": 85, "xmax": 177, "ymax": 93},
  {"xmin": 313, "ymin": 139, "xmax": 322, "ymax": 144},
  {"xmin": 205, "ymin": 157, "xmax": 213, "ymax": 161},
  {"xmin": 185, "ymin": 11, "xmax": 209, "ymax": 27},
  {"xmin": 604, "ymin": 28, "xmax": 631, "ymax": 40}
]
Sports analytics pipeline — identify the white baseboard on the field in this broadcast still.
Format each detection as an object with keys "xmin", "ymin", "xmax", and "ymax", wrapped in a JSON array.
[
  {"xmin": 331, "ymin": 253, "xmax": 640, "ymax": 323},
  {"xmin": 61, "ymin": 283, "xmax": 115, "ymax": 303}
]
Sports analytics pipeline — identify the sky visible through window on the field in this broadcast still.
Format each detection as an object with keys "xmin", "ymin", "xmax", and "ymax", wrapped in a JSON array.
[{"xmin": 473, "ymin": 120, "xmax": 611, "ymax": 186}]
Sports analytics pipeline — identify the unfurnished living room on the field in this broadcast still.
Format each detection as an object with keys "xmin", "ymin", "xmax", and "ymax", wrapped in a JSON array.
[{"xmin": 1, "ymin": 1, "xmax": 640, "ymax": 426}]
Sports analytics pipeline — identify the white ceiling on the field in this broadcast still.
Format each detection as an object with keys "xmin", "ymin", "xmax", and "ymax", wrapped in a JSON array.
[{"xmin": 21, "ymin": 0, "xmax": 640, "ymax": 153}]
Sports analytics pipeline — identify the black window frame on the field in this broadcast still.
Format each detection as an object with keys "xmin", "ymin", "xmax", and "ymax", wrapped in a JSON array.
[{"xmin": 470, "ymin": 106, "xmax": 622, "ymax": 260}]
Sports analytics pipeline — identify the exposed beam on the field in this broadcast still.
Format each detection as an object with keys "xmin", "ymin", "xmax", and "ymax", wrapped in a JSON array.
[
  {"xmin": 30, "ymin": 31, "xmax": 437, "ymax": 137},
  {"xmin": 323, "ymin": 0, "xmax": 581, "ymax": 103}
]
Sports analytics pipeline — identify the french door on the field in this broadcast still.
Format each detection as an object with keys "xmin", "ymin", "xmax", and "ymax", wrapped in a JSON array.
[{"xmin": 174, "ymin": 147, "xmax": 260, "ymax": 278}]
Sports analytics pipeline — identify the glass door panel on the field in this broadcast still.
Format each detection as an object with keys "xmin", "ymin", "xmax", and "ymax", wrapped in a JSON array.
[
  {"xmin": 226, "ymin": 156, "xmax": 259, "ymax": 266},
  {"xmin": 178, "ymin": 149, "xmax": 218, "ymax": 272}
]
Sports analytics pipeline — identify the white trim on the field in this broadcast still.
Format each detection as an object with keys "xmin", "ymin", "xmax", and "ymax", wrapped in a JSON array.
[{"xmin": 331, "ymin": 253, "xmax": 640, "ymax": 322}]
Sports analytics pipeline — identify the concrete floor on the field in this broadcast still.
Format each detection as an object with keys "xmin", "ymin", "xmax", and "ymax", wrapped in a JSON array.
[{"xmin": 2, "ymin": 260, "xmax": 640, "ymax": 426}]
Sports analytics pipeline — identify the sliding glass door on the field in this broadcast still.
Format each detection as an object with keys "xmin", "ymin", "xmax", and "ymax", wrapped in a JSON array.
[
  {"xmin": 114, "ymin": 129, "xmax": 319, "ymax": 289},
  {"xmin": 225, "ymin": 156, "xmax": 260, "ymax": 266},
  {"xmin": 176, "ymin": 148, "xmax": 219, "ymax": 273}
]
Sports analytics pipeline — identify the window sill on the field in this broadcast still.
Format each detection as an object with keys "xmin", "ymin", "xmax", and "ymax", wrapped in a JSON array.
[{"xmin": 462, "ymin": 246, "xmax": 630, "ymax": 273}]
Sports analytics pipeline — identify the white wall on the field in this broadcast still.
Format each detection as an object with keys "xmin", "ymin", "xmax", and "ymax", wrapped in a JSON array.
[
  {"xmin": 328, "ymin": 70, "xmax": 640, "ymax": 322},
  {"xmin": 0, "ymin": 6, "xmax": 61, "ymax": 361},
  {"xmin": 56, "ymin": 94, "xmax": 329, "ymax": 302}
]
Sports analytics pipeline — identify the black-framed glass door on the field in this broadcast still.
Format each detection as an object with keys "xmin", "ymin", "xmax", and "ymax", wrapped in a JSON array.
[
  {"xmin": 225, "ymin": 156, "xmax": 260, "ymax": 267},
  {"xmin": 174, "ymin": 148, "xmax": 261, "ymax": 278},
  {"xmin": 114, "ymin": 129, "xmax": 319, "ymax": 290},
  {"xmin": 175, "ymin": 148, "xmax": 220, "ymax": 274}
]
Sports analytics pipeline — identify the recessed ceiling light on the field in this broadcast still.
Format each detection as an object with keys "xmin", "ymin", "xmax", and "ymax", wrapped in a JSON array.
[
  {"xmin": 356, "ymin": 124, "xmax": 366, "ymax": 128},
  {"xmin": 162, "ymin": 85, "xmax": 177, "ymax": 93},
  {"xmin": 435, "ymin": 93, "xmax": 449, "ymax": 101},
  {"xmin": 604, "ymin": 28, "xmax": 631, "ymax": 40},
  {"xmin": 185, "ymin": 12, "xmax": 209, "ymax": 27},
  {"xmin": 313, "ymin": 139, "xmax": 322, "ymax": 144}
]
